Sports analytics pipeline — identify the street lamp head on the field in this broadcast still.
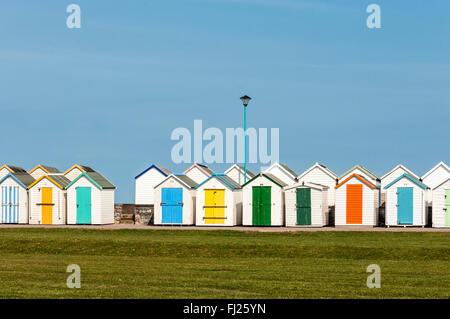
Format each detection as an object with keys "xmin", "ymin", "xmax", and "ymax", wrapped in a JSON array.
[{"xmin": 240, "ymin": 95, "xmax": 251, "ymax": 107}]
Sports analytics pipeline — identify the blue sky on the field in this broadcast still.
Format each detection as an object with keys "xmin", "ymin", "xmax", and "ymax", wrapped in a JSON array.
[{"xmin": 0, "ymin": 0, "xmax": 449, "ymax": 202}]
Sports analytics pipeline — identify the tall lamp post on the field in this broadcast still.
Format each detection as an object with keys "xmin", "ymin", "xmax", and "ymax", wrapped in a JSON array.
[{"xmin": 240, "ymin": 95, "xmax": 251, "ymax": 183}]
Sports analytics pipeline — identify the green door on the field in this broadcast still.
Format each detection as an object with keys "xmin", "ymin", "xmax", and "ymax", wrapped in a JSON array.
[
  {"xmin": 76, "ymin": 187, "xmax": 92, "ymax": 224},
  {"xmin": 445, "ymin": 189, "xmax": 450, "ymax": 227},
  {"xmin": 252, "ymin": 186, "xmax": 271, "ymax": 226},
  {"xmin": 296, "ymin": 188, "xmax": 311, "ymax": 225}
]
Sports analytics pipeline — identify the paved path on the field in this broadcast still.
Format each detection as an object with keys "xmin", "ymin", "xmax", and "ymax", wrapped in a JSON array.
[{"xmin": 0, "ymin": 224, "xmax": 449, "ymax": 232}]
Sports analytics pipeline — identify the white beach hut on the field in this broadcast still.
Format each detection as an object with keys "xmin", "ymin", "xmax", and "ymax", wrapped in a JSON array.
[
  {"xmin": 384, "ymin": 174, "xmax": 428, "ymax": 227},
  {"xmin": 421, "ymin": 162, "xmax": 450, "ymax": 205},
  {"xmin": 154, "ymin": 174, "xmax": 197, "ymax": 225},
  {"xmin": 184, "ymin": 162, "xmax": 214, "ymax": 185},
  {"xmin": 195, "ymin": 174, "xmax": 242, "ymax": 226},
  {"xmin": 241, "ymin": 173, "xmax": 287, "ymax": 226},
  {"xmin": 380, "ymin": 165, "xmax": 419, "ymax": 190},
  {"xmin": 263, "ymin": 162, "xmax": 297, "ymax": 186},
  {"xmin": 224, "ymin": 164, "xmax": 255, "ymax": 186},
  {"xmin": 339, "ymin": 165, "xmax": 380, "ymax": 187},
  {"xmin": 335, "ymin": 173, "xmax": 379, "ymax": 226},
  {"xmin": 64, "ymin": 164, "xmax": 96, "ymax": 181},
  {"xmin": 297, "ymin": 162, "xmax": 337, "ymax": 207},
  {"xmin": 135, "ymin": 164, "xmax": 171, "ymax": 205},
  {"xmin": 284, "ymin": 182, "xmax": 329, "ymax": 227},
  {"xmin": 431, "ymin": 177, "xmax": 450, "ymax": 228},
  {"xmin": 28, "ymin": 165, "xmax": 62, "ymax": 180},
  {"xmin": 0, "ymin": 172, "xmax": 35, "ymax": 224},
  {"xmin": 380, "ymin": 164, "xmax": 420, "ymax": 205},
  {"xmin": 0, "ymin": 165, "xmax": 28, "ymax": 181},
  {"xmin": 66, "ymin": 172, "xmax": 116, "ymax": 225},
  {"xmin": 421, "ymin": 162, "xmax": 450, "ymax": 189},
  {"xmin": 28, "ymin": 174, "xmax": 71, "ymax": 225}
]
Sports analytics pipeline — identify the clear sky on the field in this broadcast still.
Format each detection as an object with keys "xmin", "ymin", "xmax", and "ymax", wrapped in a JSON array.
[{"xmin": 0, "ymin": 0, "xmax": 449, "ymax": 202}]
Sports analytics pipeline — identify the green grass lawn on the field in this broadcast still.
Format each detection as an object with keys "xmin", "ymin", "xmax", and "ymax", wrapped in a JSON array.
[{"xmin": 0, "ymin": 228, "xmax": 448, "ymax": 298}]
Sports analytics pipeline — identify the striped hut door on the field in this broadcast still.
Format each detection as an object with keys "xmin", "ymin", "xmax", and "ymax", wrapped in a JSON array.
[{"xmin": 1, "ymin": 186, "xmax": 19, "ymax": 224}]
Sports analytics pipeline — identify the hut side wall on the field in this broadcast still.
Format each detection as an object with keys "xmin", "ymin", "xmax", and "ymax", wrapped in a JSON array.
[{"xmin": 432, "ymin": 179, "xmax": 450, "ymax": 227}]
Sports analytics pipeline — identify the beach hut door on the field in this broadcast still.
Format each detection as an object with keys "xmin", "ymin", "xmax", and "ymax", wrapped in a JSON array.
[
  {"xmin": 1, "ymin": 186, "xmax": 19, "ymax": 224},
  {"xmin": 346, "ymin": 184, "xmax": 363, "ymax": 224},
  {"xmin": 204, "ymin": 189, "xmax": 225, "ymax": 224},
  {"xmin": 296, "ymin": 188, "xmax": 311, "ymax": 226},
  {"xmin": 76, "ymin": 187, "xmax": 92, "ymax": 224},
  {"xmin": 161, "ymin": 188, "xmax": 183, "ymax": 224},
  {"xmin": 41, "ymin": 187, "xmax": 53, "ymax": 225},
  {"xmin": 445, "ymin": 189, "xmax": 450, "ymax": 226},
  {"xmin": 397, "ymin": 187, "xmax": 413, "ymax": 225},
  {"xmin": 252, "ymin": 186, "xmax": 271, "ymax": 226}
]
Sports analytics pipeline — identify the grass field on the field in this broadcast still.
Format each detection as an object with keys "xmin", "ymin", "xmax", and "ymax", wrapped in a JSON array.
[{"xmin": 0, "ymin": 228, "xmax": 449, "ymax": 298}]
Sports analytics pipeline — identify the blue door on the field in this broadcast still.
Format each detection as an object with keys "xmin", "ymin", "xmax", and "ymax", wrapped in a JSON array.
[
  {"xmin": 1, "ymin": 186, "xmax": 19, "ymax": 224},
  {"xmin": 397, "ymin": 187, "xmax": 413, "ymax": 225},
  {"xmin": 161, "ymin": 188, "xmax": 183, "ymax": 224}
]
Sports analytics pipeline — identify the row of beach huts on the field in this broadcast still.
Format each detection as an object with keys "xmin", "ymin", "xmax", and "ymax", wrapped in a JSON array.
[
  {"xmin": 135, "ymin": 162, "xmax": 450, "ymax": 228},
  {"xmin": 0, "ymin": 164, "xmax": 115, "ymax": 225}
]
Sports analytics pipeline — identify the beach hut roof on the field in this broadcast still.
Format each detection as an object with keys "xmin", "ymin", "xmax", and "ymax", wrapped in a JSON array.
[
  {"xmin": 29, "ymin": 164, "xmax": 61, "ymax": 175},
  {"xmin": 264, "ymin": 162, "xmax": 297, "ymax": 179},
  {"xmin": 66, "ymin": 172, "xmax": 116, "ymax": 190},
  {"xmin": 434, "ymin": 176, "xmax": 450, "ymax": 190},
  {"xmin": 184, "ymin": 162, "xmax": 214, "ymax": 176},
  {"xmin": 195, "ymin": 173, "xmax": 241, "ymax": 190},
  {"xmin": 339, "ymin": 165, "xmax": 379, "ymax": 181},
  {"xmin": 380, "ymin": 164, "xmax": 419, "ymax": 181},
  {"xmin": 297, "ymin": 162, "xmax": 338, "ymax": 180},
  {"xmin": 0, "ymin": 165, "xmax": 27, "ymax": 174},
  {"xmin": 28, "ymin": 174, "xmax": 71, "ymax": 190},
  {"xmin": 285, "ymin": 181, "xmax": 329, "ymax": 191},
  {"xmin": 421, "ymin": 161, "xmax": 450, "ymax": 180},
  {"xmin": 155, "ymin": 174, "xmax": 198, "ymax": 189},
  {"xmin": 135, "ymin": 164, "xmax": 171, "ymax": 179},
  {"xmin": 224, "ymin": 164, "xmax": 255, "ymax": 179},
  {"xmin": 383, "ymin": 173, "xmax": 428, "ymax": 190},
  {"xmin": 64, "ymin": 164, "xmax": 96, "ymax": 175},
  {"xmin": 242, "ymin": 172, "xmax": 287, "ymax": 188},
  {"xmin": 335, "ymin": 173, "xmax": 376, "ymax": 189},
  {"xmin": 0, "ymin": 172, "xmax": 35, "ymax": 188}
]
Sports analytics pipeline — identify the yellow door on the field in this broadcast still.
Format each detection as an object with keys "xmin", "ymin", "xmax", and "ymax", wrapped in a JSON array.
[
  {"xmin": 204, "ymin": 189, "xmax": 225, "ymax": 224},
  {"xmin": 214, "ymin": 190, "xmax": 225, "ymax": 224},
  {"xmin": 205, "ymin": 190, "xmax": 215, "ymax": 224},
  {"xmin": 41, "ymin": 188, "xmax": 53, "ymax": 225}
]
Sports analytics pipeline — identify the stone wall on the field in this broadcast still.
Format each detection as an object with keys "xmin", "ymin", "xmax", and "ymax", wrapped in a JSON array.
[
  {"xmin": 114, "ymin": 204, "xmax": 154, "ymax": 225},
  {"xmin": 135, "ymin": 205, "xmax": 154, "ymax": 225}
]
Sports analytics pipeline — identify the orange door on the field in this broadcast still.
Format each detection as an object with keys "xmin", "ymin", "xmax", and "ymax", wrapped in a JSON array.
[
  {"xmin": 41, "ymin": 187, "xmax": 53, "ymax": 225},
  {"xmin": 346, "ymin": 184, "xmax": 362, "ymax": 224}
]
